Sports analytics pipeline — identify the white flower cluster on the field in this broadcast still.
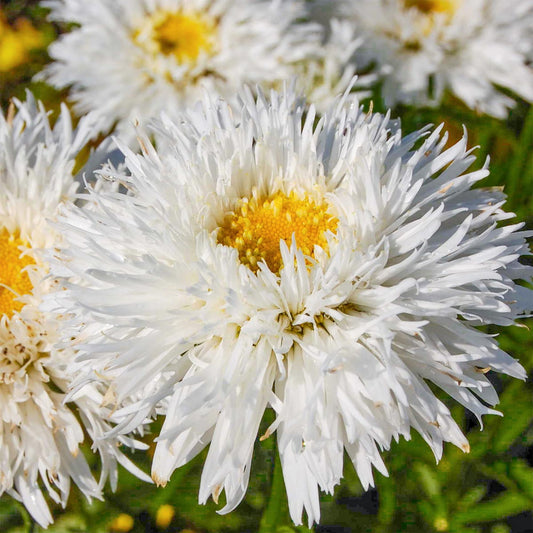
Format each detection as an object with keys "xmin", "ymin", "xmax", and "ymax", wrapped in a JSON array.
[{"xmin": 0, "ymin": 0, "xmax": 531, "ymax": 528}]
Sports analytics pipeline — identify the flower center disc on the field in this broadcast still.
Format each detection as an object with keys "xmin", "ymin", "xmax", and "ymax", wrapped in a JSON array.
[
  {"xmin": 217, "ymin": 192, "xmax": 338, "ymax": 273},
  {"xmin": 153, "ymin": 11, "xmax": 214, "ymax": 63},
  {"xmin": 0, "ymin": 230, "xmax": 34, "ymax": 317},
  {"xmin": 404, "ymin": 0, "xmax": 458, "ymax": 14}
]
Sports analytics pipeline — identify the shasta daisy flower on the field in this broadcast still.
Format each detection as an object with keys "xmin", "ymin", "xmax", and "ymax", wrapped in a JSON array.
[
  {"xmin": 49, "ymin": 86, "xmax": 531, "ymax": 526},
  {"xmin": 0, "ymin": 95, "xmax": 148, "ymax": 527},
  {"xmin": 40, "ymin": 0, "xmax": 329, "ymax": 140},
  {"xmin": 311, "ymin": 0, "xmax": 533, "ymax": 117}
]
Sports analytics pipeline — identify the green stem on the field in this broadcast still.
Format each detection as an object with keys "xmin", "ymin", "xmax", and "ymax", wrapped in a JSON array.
[{"xmin": 258, "ymin": 444, "xmax": 285, "ymax": 533}]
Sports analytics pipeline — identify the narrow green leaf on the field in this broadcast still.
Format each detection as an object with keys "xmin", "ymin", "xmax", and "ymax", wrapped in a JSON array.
[
  {"xmin": 457, "ymin": 486, "xmax": 487, "ymax": 512},
  {"xmin": 491, "ymin": 523, "xmax": 511, "ymax": 533},
  {"xmin": 376, "ymin": 476, "xmax": 396, "ymax": 527},
  {"xmin": 416, "ymin": 500, "xmax": 437, "ymax": 527},
  {"xmin": 508, "ymin": 461, "xmax": 533, "ymax": 499},
  {"xmin": 488, "ymin": 381, "xmax": 532, "ymax": 454},
  {"xmin": 452, "ymin": 492, "xmax": 531, "ymax": 525},
  {"xmin": 414, "ymin": 463, "xmax": 441, "ymax": 499}
]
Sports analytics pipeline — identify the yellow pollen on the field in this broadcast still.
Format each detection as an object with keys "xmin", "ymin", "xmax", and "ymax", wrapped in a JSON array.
[
  {"xmin": 152, "ymin": 11, "xmax": 214, "ymax": 63},
  {"xmin": 217, "ymin": 192, "xmax": 338, "ymax": 273},
  {"xmin": 0, "ymin": 230, "xmax": 34, "ymax": 317},
  {"xmin": 404, "ymin": 0, "xmax": 459, "ymax": 14}
]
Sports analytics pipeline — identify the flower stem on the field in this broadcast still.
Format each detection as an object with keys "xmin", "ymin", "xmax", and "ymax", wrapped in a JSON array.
[{"xmin": 259, "ymin": 443, "xmax": 285, "ymax": 533}]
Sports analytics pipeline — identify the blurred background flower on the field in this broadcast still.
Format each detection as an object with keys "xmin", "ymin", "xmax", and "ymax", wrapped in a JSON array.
[
  {"xmin": 309, "ymin": 0, "xmax": 533, "ymax": 118},
  {"xmin": 0, "ymin": 10, "xmax": 44, "ymax": 73}
]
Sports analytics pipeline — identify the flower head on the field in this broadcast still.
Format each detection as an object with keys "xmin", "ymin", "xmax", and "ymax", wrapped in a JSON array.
[
  {"xmin": 312, "ymin": 0, "xmax": 533, "ymax": 117},
  {"xmin": 41, "ymin": 0, "xmax": 331, "ymax": 140},
  {"xmin": 50, "ymin": 85, "xmax": 531, "ymax": 526},
  {"xmin": 0, "ymin": 94, "xmax": 149, "ymax": 527}
]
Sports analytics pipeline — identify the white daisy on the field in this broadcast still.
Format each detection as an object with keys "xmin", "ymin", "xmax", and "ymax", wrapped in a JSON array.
[
  {"xmin": 0, "ymin": 94, "xmax": 149, "ymax": 528},
  {"xmin": 40, "ymin": 0, "xmax": 331, "ymax": 141},
  {"xmin": 311, "ymin": 0, "xmax": 533, "ymax": 117},
  {"xmin": 49, "ymin": 85, "xmax": 531, "ymax": 526}
]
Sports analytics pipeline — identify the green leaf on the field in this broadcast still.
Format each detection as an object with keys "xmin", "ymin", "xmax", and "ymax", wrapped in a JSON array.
[
  {"xmin": 452, "ymin": 492, "xmax": 531, "ymax": 525},
  {"xmin": 478, "ymin": 379, "xmax": 533, "ymax": 456},
  {"xmin": 376, "ymin": 476, "xmax": 396, "ymax": 527},
  {"xmin": 508, "ymin": 461, "xmax": 533, "ymax": 499},
  {"xmin": 456, "ymin": 486, "xmax": 487, "ymax": 512},
  {"xmin": 416, "ymin": 500, "xmax": 437, "ymax": 527},
  {"xmin": 0, "ymin": 499, "xmax": 23, "ymax": 531},
  {"xmin": 414, "ymin": 463, "xmax": 441, "ymax": 499},
  {"xmin": 491, "ymin": 523, "xmax": 511, "ymax": 533}
]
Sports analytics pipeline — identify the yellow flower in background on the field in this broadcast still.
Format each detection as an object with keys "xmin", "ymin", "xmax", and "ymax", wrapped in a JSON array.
[
  {"xmin": 434, "ymin": 517, "xmax": 450, "ymax": 532},
  {"xmin": 109, "ymin": 513, "xmax": 135, "ymax": 532},
  {"xmin": 155, "ymin": 504, "xmax": 175, "ymax": 529},
  {"xmin": 0, "ymin": 10, "xmax": 45, "ymax": 72}
]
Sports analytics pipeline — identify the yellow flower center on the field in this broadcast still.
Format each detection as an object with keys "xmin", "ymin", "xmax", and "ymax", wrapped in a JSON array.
[
  {"xmin": 217, "ymin": 192, "xmax": 338, "ymax": 273},
  {"xmin": 0, "ymin": 230, "xmax": 34, "ymax": 317},
  {"xmin": 404, "ymin": 0, "xmax": 458, "ymax": 14},
  {"xmin": 151, "ymin": 11, "xmax": 214, "ymax": 63}
]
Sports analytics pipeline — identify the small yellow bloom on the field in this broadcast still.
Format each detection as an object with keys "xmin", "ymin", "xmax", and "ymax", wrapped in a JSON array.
[
  {"xmin": 155, "ymin": 504, "xmax": 175, "ymax": 529},
  {"xmin": 0, "ymin": 12, "xmax": 45, "ymax": 72},
  {"xmin": 0, "ymin": 31, "xmax": 27, "ymax": 72},
  {"xmin": 109, "ymin": 513, "xmax": 135, "ymax": 532},
  {"xmin": 434, "ymin": 517, "xmax": 449, "ymax": 531},
  {"xmin": 14, "ymin": 18, "xmax": 45, "ymax": 49}
]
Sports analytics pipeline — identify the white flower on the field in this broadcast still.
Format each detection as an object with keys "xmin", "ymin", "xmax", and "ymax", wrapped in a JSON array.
[
  {"xmin": 312, "ymin": 0, "xmax": 533, "ymax": 117},
  {"xmin": 49, "ymin": 85, "xmax": 532, "ymax": 526},
  {"xmin": 41, "ymin": 0, "xmax": 330, "ymax": 141},
  {"xmin": 0, "ymin": 94, "xmax": 149, "ymax": 528}
]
